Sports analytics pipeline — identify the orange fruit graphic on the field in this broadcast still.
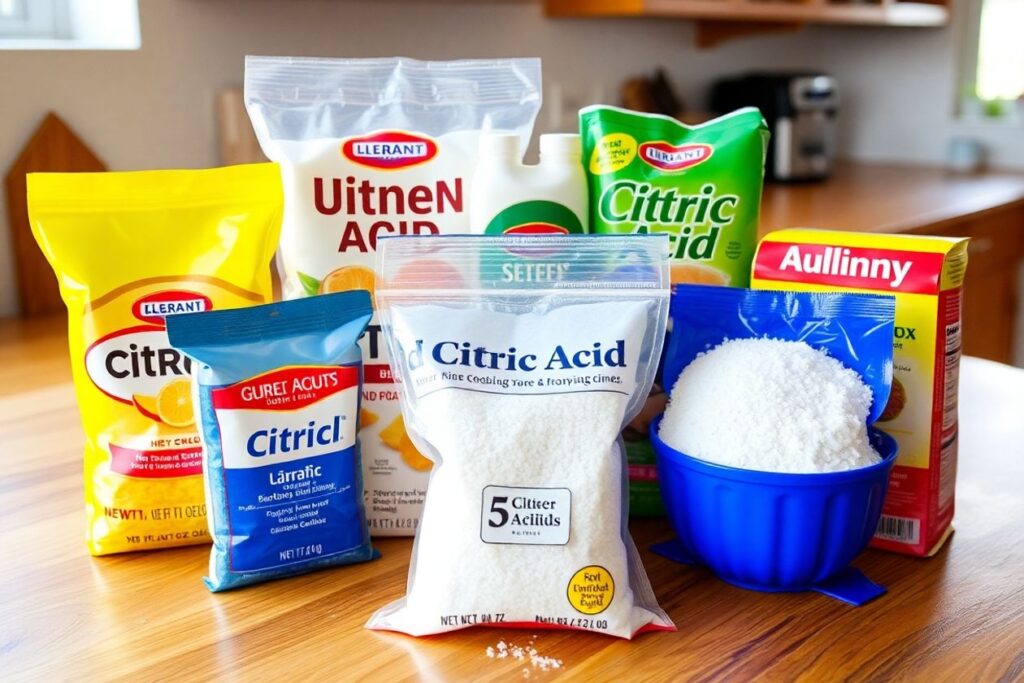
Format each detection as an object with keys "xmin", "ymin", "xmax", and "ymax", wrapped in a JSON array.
[
  {"xmin": 156, "ymin": 378, "xmax": 194, "ymax": 428},
  {"xmin": 378, "ymin": 414, "xmax": 406, "ymax": 450},
  {"xmin": 379, "ymin": 414, "xmax": 432, "ymax": 471},
  {"xmin": 360, "ymin": 407, "xmax": 379, "ymax": 429},
  {"xmin": 319, "ymin": 265, "xmax": 376, "ymax": 299},
  {"xmin": 398, "ymin": 433, "xmax": 433, "ymax": 472},
  {"xmin": 670, "ymin": 263, "xmax": 730, "ymax": 286}
]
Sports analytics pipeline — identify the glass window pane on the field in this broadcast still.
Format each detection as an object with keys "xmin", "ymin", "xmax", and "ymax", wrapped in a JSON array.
[
  {"xmin": 0, "ymin": 0, "xmax": 26, "ymax": 19},
  {"xmin": 976, "ymin": 0, "xmax": 1024, "ymax": 100}
]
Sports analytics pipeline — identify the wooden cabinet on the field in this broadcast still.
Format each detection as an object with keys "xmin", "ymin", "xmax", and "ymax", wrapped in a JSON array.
[
  {"xmin": 962, "ymin": 265, "xmax": 1018, "ymax": 363},
  {"xmin": 919, "ymin": 204, "xmax": 1024, "ymax": 364}
]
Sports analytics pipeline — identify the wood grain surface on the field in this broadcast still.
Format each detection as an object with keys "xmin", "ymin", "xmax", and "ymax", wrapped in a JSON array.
[
  {"xmin": 759, "ymin": 162, "xmax": 1024, "ymax": 236},
  {"xmin": 2, "ymin": 322, "xmax": 1024, "ymax": 681}
]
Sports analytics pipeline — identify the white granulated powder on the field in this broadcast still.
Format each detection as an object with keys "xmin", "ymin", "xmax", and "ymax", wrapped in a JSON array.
[
  {"xmin": 401, "ymin": 389, "xmax": 650, "ymax": 634},
  {"xmin": 368, "ymin": 288, "xmax": 673, "ymax": 638},
  {"xmin": 486, "ymin": 638, "xmax": 563, "ymax": 674},
  {"xmin": 660, "ymin": 338, "xmax": 880, "ymax": 473}
]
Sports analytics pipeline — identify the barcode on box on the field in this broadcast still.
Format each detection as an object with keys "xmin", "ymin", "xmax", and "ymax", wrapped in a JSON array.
[{"xmin": 876, "ymin": 515, "xmax": 921, "ymax": 545}]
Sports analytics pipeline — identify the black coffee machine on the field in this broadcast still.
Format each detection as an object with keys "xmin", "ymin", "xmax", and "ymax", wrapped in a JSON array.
[{"xmin": 711, "ymin": 73, "xmax": 839, "ymax": 182}]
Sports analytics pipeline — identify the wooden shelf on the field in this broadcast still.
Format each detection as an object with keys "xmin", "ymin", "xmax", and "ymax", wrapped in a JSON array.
[{"xmin": 544, "ymin": 0, "xmax": 949, "ymax": 27}]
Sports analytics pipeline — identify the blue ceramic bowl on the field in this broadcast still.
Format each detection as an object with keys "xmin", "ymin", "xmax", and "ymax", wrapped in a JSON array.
[{"xmin": 650, "ymin": 416, "xmax": 898, "ymax": 592}]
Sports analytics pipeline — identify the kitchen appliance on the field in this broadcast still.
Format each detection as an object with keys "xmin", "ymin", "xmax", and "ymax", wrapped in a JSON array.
[{"xmin": 711, "ymin": 73, "xmax": 839, "ymax": 182}]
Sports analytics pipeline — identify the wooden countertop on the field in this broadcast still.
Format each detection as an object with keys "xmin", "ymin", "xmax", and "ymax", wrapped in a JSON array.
[
  {"xmin": 760, "ymin": 162, "xmax": 1024, "ymax": 235},
  {"xmin": 4, "ymin": 319, "xmax": 1024, "ymax": 680}
]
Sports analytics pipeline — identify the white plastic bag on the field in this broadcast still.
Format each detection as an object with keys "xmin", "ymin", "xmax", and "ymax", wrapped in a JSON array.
[
  {"xmin": 244, "ymin": 56, "xmax": 542, "ymax": 536},
  {"xmin": 368, "ymin": 234, "xmax": 675, "ymax": 639}
]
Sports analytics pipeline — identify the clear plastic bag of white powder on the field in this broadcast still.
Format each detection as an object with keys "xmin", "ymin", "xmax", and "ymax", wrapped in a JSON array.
[{"xmin": 368, "ymin": 234, "xmax": 674, "ymax": 639}]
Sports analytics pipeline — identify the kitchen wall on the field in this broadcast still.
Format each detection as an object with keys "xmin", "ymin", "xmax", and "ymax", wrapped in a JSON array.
[
  {"xmin": 810, "ymin": 14, "xmax": 1024, "ymax": 172},
  {"xmin": 0, "ymin": 0, "xmax": 1019, "ymax": 319}
]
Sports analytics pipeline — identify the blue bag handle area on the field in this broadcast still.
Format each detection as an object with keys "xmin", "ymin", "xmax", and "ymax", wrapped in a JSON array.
[{"xmin": 662, "ymin": 284, "xmax": 896, "ymax": 424}]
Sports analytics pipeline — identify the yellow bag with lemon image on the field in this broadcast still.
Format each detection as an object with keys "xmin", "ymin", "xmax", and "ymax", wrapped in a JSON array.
[{"xmin": 28, "ymin": 164, "xmax": 283, "ymax": 555}]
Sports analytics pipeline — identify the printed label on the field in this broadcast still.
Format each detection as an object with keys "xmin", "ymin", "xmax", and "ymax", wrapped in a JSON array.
[
  {"xmin": 212, "ymin": 365, "xmax": 364, "ymax": 572},
  {"xmin": 942, "ymin": 317, "xmax": 961, "ymax": 432},
  {"xmin": 276, "ymin": 130, "xmax": 477, "ymax": 535},
  {"xmin": 752, "ymin": 231, "xmax": 966, "ymax": 557},
  {"xmin": 753, "ymin": 242, "xmax": 946, "ymax": 294},
  {"xmin": 481, "ymin": 486, "xmax": 571, "ymax": 545},
  {"xmin": 77, "ymin": 275, "xmax": 263, "ymax": 551},
  {"xmin": 109, "ymin": 443, "xmax": 203, "ymax": 477},
  {"xmin": 84, "ymin": 284, "xmax": 235, "ymax": 484},
  {"xmin": 392, "ymin": 301, "xmax": 645, "ymax": 401},
  {"xmin": 638, "ymin": 142, "xmax": 712, "ymax": 172},
  {"xmin": 480, "ymin": 201, "xmax": 585, "ymax": 286},
  {"xmin": 341, "ymin": 130, "xmax": 439, "ymax": 170},
  {"xmin": 85, "ymin": 327, "xmax": 193, "ymax": 404},
  {"xmin": 503, "ymin": 222, "xmax": 568, "ymax": 235},
  {"xmin": 567, "ymin": 565, "xmax": 614, "ymax": 615},
  {"xmin": 589, "ymin": 132, "xmax": 637, "ymax": 175},
  {"xmin": 132, "ymin": 290, "xmax": 212, "ymax": 324},
  {"xmin": 596, "ymin": 181, "xmax": 739, "ymax": 263}
]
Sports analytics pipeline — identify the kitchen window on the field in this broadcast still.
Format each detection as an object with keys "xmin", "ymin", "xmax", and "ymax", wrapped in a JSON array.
[
  {"xmin": 976, "ymin": 0, "xmax": 1024, "ymax": 101},
  {"xmin": 0, "ymin": 0, "xmax": 139, "ymax": 49},
  {"xmin": 961, "ymin": 0, "xmax": 1024, "ymax": 119},
  {"xmin": 0, "ymin": 0, "xmax": 68, "ymax": 39}
]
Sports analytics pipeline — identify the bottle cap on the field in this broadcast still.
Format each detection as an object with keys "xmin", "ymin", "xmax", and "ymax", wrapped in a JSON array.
[
  {"xmin": 540, "ymin": 133, "xmax": 581, "ymax": 158},
  {"xmin": 479, "ymin": 133, "xmax": 521, "ymax": 157}
]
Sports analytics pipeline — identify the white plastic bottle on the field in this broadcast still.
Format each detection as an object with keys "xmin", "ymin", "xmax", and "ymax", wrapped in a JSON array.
[{"xmin": 470, "ymin": 133, "xmax": 588, "ymax": 235}]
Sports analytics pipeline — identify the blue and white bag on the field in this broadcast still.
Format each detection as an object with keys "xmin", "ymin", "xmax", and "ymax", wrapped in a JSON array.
[{"xmin": 167, "ymin": 291, "xmax": 378, "ymax": 591}]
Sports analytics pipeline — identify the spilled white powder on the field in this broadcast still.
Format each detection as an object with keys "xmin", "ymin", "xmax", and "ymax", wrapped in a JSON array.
[
  {"xmin": 660, "ymin": 338, "xmax": 879, "ymax": 473},
  {"xmin": 486, "ymin": 638, "xmax": 563, "ymax": 674}
]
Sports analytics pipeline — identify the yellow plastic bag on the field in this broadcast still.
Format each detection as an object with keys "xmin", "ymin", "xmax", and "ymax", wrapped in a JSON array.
[{"xmin": 28, "ymin": 164, "xmax": 283, "ymax": 555}]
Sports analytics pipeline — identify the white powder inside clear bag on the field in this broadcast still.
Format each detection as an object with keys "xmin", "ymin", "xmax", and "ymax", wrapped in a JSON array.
[
  {"xmin": 399, "ymin": 389, "xmax": 651, "ymax": 636},
  {"xmin": 660, "ymin": 338, "xmax": 879, "ymax": 473},
  {"xmin": 367, "ymin": 296, "xmax": 672, "ymax": 638}
]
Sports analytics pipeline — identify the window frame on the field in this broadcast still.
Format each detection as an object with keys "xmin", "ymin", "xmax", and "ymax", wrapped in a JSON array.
[
  {"xmin": 0, "ymin": 0, "xmax": 138, "ymax": 50},
  {"xmin": 0, "ymin": 0, "xmax": 69, "ymax": 39},
  {"xmin": 956, "ymin": 0, "xmax": 1023, "ymax": 122}
]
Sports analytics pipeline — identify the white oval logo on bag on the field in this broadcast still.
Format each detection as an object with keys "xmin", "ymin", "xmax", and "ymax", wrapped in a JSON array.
[
  {"xmin": 132, "ymin": 290, "xmax": 211, "ymax": 324},
  {"xmin": 638, "ymin": 142, "xmax": 713, "ymax": 172},
  {"xmin": 84, "ymin": 328, "xmax": 192, "ymax": 403},
  {"xmin": 342, "ymin": 131, "xmax": 439, "ymax": 170}
]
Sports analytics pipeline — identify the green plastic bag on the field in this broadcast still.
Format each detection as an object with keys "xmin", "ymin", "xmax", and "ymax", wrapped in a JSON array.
[{"xmin": 579, "ymin": 105, "xmax": 769, "ymax": 515}]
